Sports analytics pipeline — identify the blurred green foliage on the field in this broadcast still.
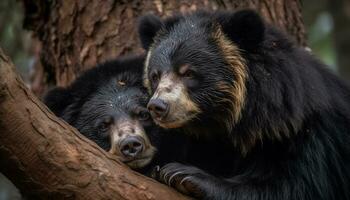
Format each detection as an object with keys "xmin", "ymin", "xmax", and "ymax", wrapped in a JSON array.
[
  {"xmin": 307, "ymin": 12, "xmax": 336, "ymax": 70},
  {"xmin": 0, "ymin": 0, "xmax": 32, "ymax": 82},
  {"xmin": 302, "ymin": 0, "xmax": 338, "ymax": 72}
]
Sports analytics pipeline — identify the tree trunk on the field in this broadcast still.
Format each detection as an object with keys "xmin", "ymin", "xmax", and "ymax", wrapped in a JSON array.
[
  {"xmin": 22, "ymin": 0, "xmax": 306, "ymax": 96},
  {"xmin": 0, "ymin": 48, "xmax": 190, "ymax": 199}
]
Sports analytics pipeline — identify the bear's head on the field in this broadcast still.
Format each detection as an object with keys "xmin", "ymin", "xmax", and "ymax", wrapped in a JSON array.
[
  {"xmin": 138, "ymin": 10, "xmax": 313, "ymax": 154},
  {"xmin": 74, "ymin": 74, "xmax": 156, "ymax": 169},
  {"xmin": 139, "ymin": 10, "xmax": 264, "ymax": 131},
  {"xmin": 45, "ymin": 56, "xmax": 157, "ymax": 168}
]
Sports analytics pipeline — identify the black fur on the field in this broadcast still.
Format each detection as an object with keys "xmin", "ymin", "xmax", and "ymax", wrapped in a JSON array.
[
  {"xmin": 44, "ymin": 54, "xmax": 188, "ymax": 173},
  {"xmin": 139, "ymin": 10, "xmax": 350, "ymax": 200},
  {"xmin": 138, "ymin": 14, "xmax": 164, "ymax": 50},
  {"xmin": 44, "ymin": 54, "xmax": 150, "ymax": 150},
  {"xmin": 217, "ymin": 10, "xmax": 265, "ymax": 51}
]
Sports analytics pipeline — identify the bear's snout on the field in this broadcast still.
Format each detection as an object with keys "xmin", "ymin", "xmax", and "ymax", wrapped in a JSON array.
[
  {"xmin": 147, "ymin": 98, "xmax": 169, "ymax": 119},
  {"xmin": 119, "ymin": 135, "xmax": 145, "ymax": 158}
]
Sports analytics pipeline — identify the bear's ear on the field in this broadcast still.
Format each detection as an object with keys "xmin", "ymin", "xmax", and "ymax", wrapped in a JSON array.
[
  {"xmin": 43, "ymin": 87, "xmax": 72, "ymax": 117},
  {"xmin": 217, "ymin": 9, "xmax": 265, "ymax": 51},
  {"xmin": 163, "ymin": 14, "xmax": 183, "ymax": 30},
  {"xmin": 138, "ymin": 14, "xmax": 164, "ymax": 50}
]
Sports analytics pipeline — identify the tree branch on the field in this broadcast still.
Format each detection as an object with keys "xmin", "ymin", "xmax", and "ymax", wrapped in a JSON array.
[{"xmin": 0, "ymin": 48, "xmax": 189, "ymax": 199}]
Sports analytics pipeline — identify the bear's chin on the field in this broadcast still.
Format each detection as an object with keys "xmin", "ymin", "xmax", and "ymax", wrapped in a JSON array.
[
  {"xmin": 153, "ymin": 117, "xmax": 191, "ymax": 129},
  {"xmin": 121, "ymin": 145, "xmax": 157, "ymax": 169},
  {"xmin": 125, "ymin": 156, "xmax": 153, "ymax": 169},
  {"xmin": 153, "ymin": 111, "xmax": 198, "ymax": 129}
]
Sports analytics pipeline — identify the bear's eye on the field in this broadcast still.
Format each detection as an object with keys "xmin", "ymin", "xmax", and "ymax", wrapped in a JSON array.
[
  {"xmin": 138, "ymin": 111, "xmax": 150, "ymax": 121},
  {"xmin": 150, "ymin": 71, "xmax": 160, "ymax": 83},
  {"xmin": 182, "ymin": 69, "xmax": 195, "ymax": 78},
  {"xmin": 98, "ymin": 117, "xmax": 113, "ymax": 132},
  {"xmin": 98, "ymin": 122, "xmax": 109, "ymax": 132},
  {"xmin": 179, "ymin": 64, "xmax": 195, "ymax": 78}
]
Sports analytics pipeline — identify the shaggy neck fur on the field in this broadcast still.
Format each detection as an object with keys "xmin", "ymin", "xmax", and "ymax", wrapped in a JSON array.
[{"xmin": 212, "ymin": 26, "xmax": 248, "ymax": 130}]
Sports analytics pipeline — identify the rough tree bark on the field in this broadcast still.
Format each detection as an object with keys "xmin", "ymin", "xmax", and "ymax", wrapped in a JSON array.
[
  {"xmin": 22, "ymin": 0, "xmax": 306, "ymax": 95},
  {"xmin": 0, "ymin": 48, "xmax": 189, "ymax": 199}
]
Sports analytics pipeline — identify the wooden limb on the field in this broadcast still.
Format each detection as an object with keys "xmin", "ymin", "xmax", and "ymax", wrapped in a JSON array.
[{"xmin": 0, "ymin": 48, "xmax": 189, "ymax": 200}]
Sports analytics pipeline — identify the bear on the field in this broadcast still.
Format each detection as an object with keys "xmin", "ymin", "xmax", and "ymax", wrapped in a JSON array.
[
  {"xmin": 44, "ymin": 54, "xmax": 159, "ymax": 169},
  {"xmin": 44, "ymin": 54, "xmax": 189, "ymax": 174},
  {"xmin": 138, "ymin": 9, "xmax": 350, "ymax": 200}
]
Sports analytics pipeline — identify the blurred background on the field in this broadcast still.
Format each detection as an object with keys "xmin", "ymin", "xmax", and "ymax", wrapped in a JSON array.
[{"xmin": 0, "ymin": 0, "xmax": 349, "ymax": 199}]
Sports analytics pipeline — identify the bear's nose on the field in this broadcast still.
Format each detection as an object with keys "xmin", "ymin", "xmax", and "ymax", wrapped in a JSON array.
[
  {"xmin": 147, "ymin": 99, "xmax": 169, "ymax": 119},
  {"xmin": 119, "ymin": 136, "xmax": 144, "ymax": 158}
]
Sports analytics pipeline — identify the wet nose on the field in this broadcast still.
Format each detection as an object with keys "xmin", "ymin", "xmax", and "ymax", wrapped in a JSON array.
[
  {"xmin": 147, "ymin": 99, "xmax": 169, "ymax": 118},
  {"xmin": 119, "ymin": 136, "xmax": 144, "ymax": 158}
]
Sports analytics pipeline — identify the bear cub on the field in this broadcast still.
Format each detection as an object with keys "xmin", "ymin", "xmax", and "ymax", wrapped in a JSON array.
[{"xmin": 44, "ymin": 55, "xmax": 158, "ymax": 169}]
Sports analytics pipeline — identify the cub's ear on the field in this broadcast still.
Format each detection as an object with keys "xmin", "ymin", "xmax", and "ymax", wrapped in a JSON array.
[
  {"xmin": 43, "ymin": 87, "xmax": 72, "ymax": 117},
  {"xmin": 217, "ymin": 9, "xmax": 265, "ymax": 51},
  {"xmin": 138, "ymin": 14, "xmax": 164, "ymax": 50}
]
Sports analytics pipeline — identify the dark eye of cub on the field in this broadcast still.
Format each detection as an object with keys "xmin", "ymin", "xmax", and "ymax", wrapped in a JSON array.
[
  {"xmin": 138, "ymin": 111, "xmax": 150, "ymax": 121},
  {"xmin": 98, "ymin": 117, "xmax": 113, "ymax": 132},
  {"xmin": 98, "ymin": 122, "xmax": 109, "ymax": 133}
]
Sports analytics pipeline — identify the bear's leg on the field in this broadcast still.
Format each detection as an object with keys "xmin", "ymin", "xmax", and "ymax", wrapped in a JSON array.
[
  {"xmin": 155, "ymin": 162, "xmax": 231, "ymax": 199},
  {"xmin": 156, "ymin": 162, "xmax": 319, "ymax": 200}
]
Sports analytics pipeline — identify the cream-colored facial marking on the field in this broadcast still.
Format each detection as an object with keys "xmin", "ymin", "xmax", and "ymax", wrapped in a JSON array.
[
  {"xmin": 143, "ymin": 49, "xmax": 153, "ymax": 94},
  {"xmin": 212, "ymin": 26, "xmax": 247, "ymax": 124},
  {"xmin": 151, "ymin": 73, "xmax": 200, "ymax": 128},
  {"xmin": 109, "ymin": 119, "xmax": 156, "ymax": 169}
]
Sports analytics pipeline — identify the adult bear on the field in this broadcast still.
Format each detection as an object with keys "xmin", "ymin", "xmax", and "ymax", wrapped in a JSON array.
[{"xmin": 138, "ymin": 10, "xmax": 350, "ymax": 200}]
